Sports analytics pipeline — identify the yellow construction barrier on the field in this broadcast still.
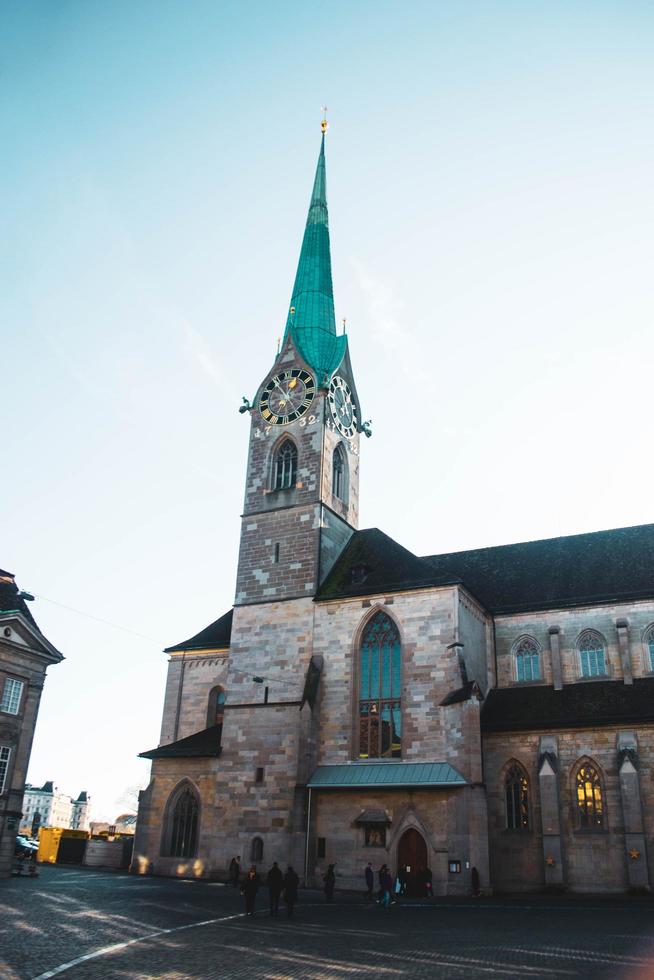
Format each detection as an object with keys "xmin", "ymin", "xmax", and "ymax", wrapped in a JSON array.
[{"xmin": 37, "ymin": 828, "xmax": 88, "ymax": 864}]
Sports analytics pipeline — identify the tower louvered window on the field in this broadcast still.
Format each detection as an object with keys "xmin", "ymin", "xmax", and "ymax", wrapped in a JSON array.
[
  {"xmin": 332, "ymin": 444, "xmax": 346, "ymax": 501},
  {"xmin": 515, "ymin": 638, "xmax": 540, "ymax": 682},
  {"xmin": 358, "ymin": 612, "xmax": 401, "ymax": 759},
  {"xmin": 505, "ymin": 764, "xmax": 529, "ymax": 829},
  {"xmin": 273, "ymin": 440, "xmax": 297, "ymax": 490}
]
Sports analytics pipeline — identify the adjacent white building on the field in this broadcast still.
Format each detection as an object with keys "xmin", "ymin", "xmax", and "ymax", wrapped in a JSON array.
[{"xmin": 20, "ymin": 782, "xmax": 90, "ymax": 834}]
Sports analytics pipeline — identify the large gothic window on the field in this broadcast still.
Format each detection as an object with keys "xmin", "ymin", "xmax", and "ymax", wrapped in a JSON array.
[
  {"xmin": 577, "ymin": 630, "xmax": 607, "ymax": 678},
  {"xmin": 163, "ymin": 784, "xmax": 199, "ymax": 858},
  {"xmin": 332, "ymin": 444, "xmax": 347, "ymax": 502},
  {"xmin": 272, "ymin": 440, "xmax": 297, "ymax": 490},
  {"xmin": 575, "ymin": 762, "xmax": 605, "ymax": 829},
  {"xmin": 358, "ymin": 612, "xmax": 401, "ymax": 759},
  {"xmin": 514, "ymin": 637, "xmax": 540, "ymax": 682},
  {"xmin": 505, "ymin": 763, "xmax": 530, "ymax": 829}
]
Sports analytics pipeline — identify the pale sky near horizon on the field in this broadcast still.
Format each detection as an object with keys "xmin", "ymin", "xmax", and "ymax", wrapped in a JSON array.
[{"xmin": 2, "ymin": 1, "xmax": 654, "ymax": 820}]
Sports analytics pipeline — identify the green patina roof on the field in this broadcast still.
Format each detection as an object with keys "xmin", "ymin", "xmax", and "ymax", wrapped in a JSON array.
[
  {"xmin": 283, "ymin": 133, "xmax": 347, "ymax": 386},
  {"xmin": 307, "ymin": 762, "xmax": 467, "ymax": 789}
]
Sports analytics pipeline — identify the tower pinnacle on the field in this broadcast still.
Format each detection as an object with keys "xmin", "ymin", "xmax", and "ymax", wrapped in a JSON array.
[{"xmin": 283, "ymin": 128, "xmax": 346, "ymax": 387}]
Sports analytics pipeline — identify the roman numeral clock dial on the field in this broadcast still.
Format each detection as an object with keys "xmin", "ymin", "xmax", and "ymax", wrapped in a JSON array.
[
  {"xmin": 259, "ymin": 369, "xmax": 316, "ymax": 424},
  {"xmin": 328, "ymin": 376, "xmax": 358, "ymax": 438}
]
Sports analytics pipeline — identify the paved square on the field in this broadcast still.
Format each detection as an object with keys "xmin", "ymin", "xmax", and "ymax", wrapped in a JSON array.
[{"xmin": 3, "ymin": 867, "xmax": 654, "ymax": 979}]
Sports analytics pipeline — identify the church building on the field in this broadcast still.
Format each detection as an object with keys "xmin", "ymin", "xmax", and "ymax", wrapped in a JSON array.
[{"xmin": 134, "ymin": 123, "xmax": 654, "ymax": 894}]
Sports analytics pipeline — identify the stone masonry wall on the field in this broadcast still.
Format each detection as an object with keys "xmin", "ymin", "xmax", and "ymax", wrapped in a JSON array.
[
  {"xmin": 484, "ymin": 724, "xmax": 654, "ymax": 893},
  {"xmin": 494, "ymin": 600, "xmax": 654, "ymax": 689}
]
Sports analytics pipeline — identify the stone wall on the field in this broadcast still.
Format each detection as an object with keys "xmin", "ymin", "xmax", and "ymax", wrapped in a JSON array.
[{"xmin": 494, "ymin": 600, "xmax": 654, "ymax": 689}]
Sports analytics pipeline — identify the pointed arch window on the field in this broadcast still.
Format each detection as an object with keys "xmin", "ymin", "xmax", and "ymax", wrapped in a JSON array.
[
  {"xmin": 645, "ymin": 625, "xmax": 654, "ymax": 672},
  {"xmin": 163, "ymin": 784, "xmax": 199, "ymax": 858},
  {"xmin": 575, "ymin": 762, "xmax": 605, "ymax": 829},
  {"xmin": 273, "ymin": 440, "xmax": 297, "ymax": 490},
  {"xmin": 251, "ymin": 836, "xmax": 264, "ymax": 862},
  {"xmin": 578, "ymin": 631, "xmax": 607, "ymax": 678},
  {"xmin": 207, "ymin": 686, "xmax": 226, "ymax": 733},
  {"xmin": 358, "ymin": 612, "xmax": 401, "ymax": 759},
  {"xmin": 514, "ymin": 637, "xmax": 540, "ymax": 682},
  {"xmin": 332, "ymin": 444, "xmax": 347, "ymax": 502},
  {"xmin": 505, "ymin": 763, "xmax": 529, "ymax": 829}
]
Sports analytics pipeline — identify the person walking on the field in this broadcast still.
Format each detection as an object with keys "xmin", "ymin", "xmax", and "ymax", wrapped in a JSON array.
[
  {"xmin": 267, "ymin": 861, "xmax": 283, "ymax": 916},
  {"xmin": 283, "ymin": 865, "xmax": 299, "ymax": 917},
  {"xmin": 364, "ymin": 862, "xmax": 374, "ymax": 901},
  {"xmin": 379, "ymin": 864, "xmax": 392, "ymax": 908},
  {"xmin": 229, "ymin": 854, "xmax": 241, "ymax": 888},
  {"xmin": 241, "ymin": 865, "xmax": 259, "ymax": 916},
  {"xmin": 323, "ymin": 863, "xmax": 336, "ymax": 902}
]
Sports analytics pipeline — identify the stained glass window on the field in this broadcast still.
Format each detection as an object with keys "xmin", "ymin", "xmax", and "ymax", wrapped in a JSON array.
[
  {"xmin": 578, "ymin": 632, "xmax": 607, "ymax": 677},
  {"xmin": 167, "ymin": 787, "xmax": 199, "ymax": 858},
  {"xmin": 505, "ymin": 764, "xmax": 529, "ymax": 829},
  {"xmin": 273, "ymin": 440, "xmax": 297, "ymax": 490},
  {"xmin": 515, "ymin": 638, "xmax": 540, "ymax": 682},
  {"xmin": 576, "ymin": 764, "xmax": 604, "ymax": 829},
  {"xmin": 645, "ymin": 625, "xmax": 654, "ymax": 672},
  {"xmin": 358, "ymin": 612, "xmax": 401, "ymax": 759}
]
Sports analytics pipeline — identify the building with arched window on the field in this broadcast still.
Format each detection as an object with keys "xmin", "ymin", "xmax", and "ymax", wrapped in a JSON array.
[{"xmin": 134, "ymin": 126, "xmax": 654, "ymax": 896}]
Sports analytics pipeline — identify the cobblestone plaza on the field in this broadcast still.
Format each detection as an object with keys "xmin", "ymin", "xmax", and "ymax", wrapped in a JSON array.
[{"xmin": 3, "ymin": 866, "xmax": 654, "ymax": 979}]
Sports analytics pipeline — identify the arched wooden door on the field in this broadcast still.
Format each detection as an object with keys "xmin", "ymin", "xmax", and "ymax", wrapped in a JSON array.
[{"xmin": 397, "ymin": 828, "xmax": 428, "ymax": 897}]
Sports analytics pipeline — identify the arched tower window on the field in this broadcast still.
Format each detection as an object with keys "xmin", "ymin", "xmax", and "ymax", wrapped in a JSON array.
[
  {"xmin": 514, "ymin": 636, "xmax": 540, "ymax": 682},
  {"xmin": 504, "ymin": 762, "xmax": 529, "ymax": 829},
  {"xmin": 575, "ymin": 762, "xmax": 605, "ymax": 829},
  {"xmin": 207, "ymin": 686, "xmax": 226, "ymax": 732},
  {"xmin": 272, "ymin": 440, "xmax": 297, "ymax": 490},
  {"xmin": 162, "ymin": 783, "xmax": 200, "ymax": 858},
  {"xmin": 251, "ymin": 836, "xmax": 264, "ymax": 862},
  {"xmin": 577, "ymin": 630, "xmax": 607, "ymax": 678},
  {"xmin": 332, "ymin": 444, "xmax": 347, "ymax": 502},
  {"xmin": 358, "ymin": 611, "xmax": 401, "ymax": 759},
  {"xmin": 644, "ymin": 625, "xmax": 654, "ymax": 672}
]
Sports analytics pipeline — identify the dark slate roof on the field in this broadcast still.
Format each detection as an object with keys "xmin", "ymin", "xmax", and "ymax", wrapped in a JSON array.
[
  {"xmin": 139, "ymin": 723, "xmax": 223, "ymax": 760},
  {"xmin": 423, "ymin": 523, "xmax": 654, "ymax": 614},
  {"xmin": 307, "ymin": 762, "xmax": 467, "ymax": 789},
  {"xmin": 482, "ymin": 678, "xmax": 654, "ymax": 733},
  {"xmin": 0, "ymin": 569, "xmax": 38, "ymax": 628},
  {"xmin": 317, "ymin": 522, "xmax": 654, "ymax": 614},
  {"xmin": 317, "ymin": 528, "xmax": 459, "ymax": 601},
  {"xmin": 440, "ymin": 681, "xmax": 482, "ymax": 706},
  {"xmin": 164, "ymin": 609, "xmax": 233, "ymax": 653},
  {"xmin": 75, "ymin": 791, "xmax": 88, "ymax": 802}
]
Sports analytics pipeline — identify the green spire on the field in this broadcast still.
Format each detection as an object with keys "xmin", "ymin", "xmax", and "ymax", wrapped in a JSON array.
[{"xmin": 284, "ymin": 132, "xmax": 347, "ymax": 386}]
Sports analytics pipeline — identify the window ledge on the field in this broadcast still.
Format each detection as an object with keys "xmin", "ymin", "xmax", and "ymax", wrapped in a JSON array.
[
  {"xmin": 501, "ymin": 828, "xmax": 533, "ymax": 835},
  {"xmin": 574, "ymin": 674, "xmax": 610, "ymax": 683},
  {"xmin": 573, "ymin": 827, "xmax": 608, "ymax": 835}
]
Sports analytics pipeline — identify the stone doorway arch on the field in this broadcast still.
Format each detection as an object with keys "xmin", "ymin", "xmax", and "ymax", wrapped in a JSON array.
[{"xmin": 397, "ymin": 827, "xmax": 429, "ymax": 897}]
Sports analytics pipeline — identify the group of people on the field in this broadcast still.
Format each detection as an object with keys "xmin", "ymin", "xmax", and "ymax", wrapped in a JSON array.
[
  {"xmin": 228, "ymin": 855, "xmax": 300, "ymax": 917},
  {"xmin": 228, "ymin": 854, "xmax": 444, "ymax": 917},
  {"xmin": 364, "ymin": 861, "xmax": 434, "ymax": 903}
]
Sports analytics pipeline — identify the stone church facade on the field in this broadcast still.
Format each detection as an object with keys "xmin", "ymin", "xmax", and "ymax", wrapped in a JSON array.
[{"xmin": 134, "ymin": 125, "xmax": 654, "ymax": 894}]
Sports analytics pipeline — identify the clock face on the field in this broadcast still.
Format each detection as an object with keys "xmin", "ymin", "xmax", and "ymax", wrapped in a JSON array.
[
  {"xmin": 259, "ymin": 369, "xmax": 315, "ymax": 424},
  {"xmin": 328, "ymin": 376, "xmax": 358, "ymax": 438}
]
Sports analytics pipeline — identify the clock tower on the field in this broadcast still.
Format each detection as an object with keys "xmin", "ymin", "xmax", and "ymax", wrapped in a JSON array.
[{"xmin": 234, "ymin": 124, "xmax": 364, "ymax": 606}]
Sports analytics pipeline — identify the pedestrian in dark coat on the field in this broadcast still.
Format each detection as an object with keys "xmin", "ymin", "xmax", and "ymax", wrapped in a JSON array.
[
  {"xmin": 323, "ymin": 863, "xmax": 336, "ymax": 902},
  {"xmin": 229, "ymin": 854, "xmax": 241, "ymax": 888},
  {"xmin": 364, "ymin": 862, "xmax": 374, "ymax": 901},
  {"xmin": 241, "ymin": 865, "xmax": 259, "ymax": 915},
  {"xmin": 283, "ymin": 865, "xmax": 299, "ymax": 917},
  {"xmin": 267, "ymin": 861, "xmax": 283, "ymax": 916},
  {"xmin": 379, "ymin": 864, "xmax": 392, "ymax": 908}
]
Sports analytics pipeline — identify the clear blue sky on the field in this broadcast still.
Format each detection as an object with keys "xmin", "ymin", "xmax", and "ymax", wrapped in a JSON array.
[{"xmin": 2, "ymin": 1, "xmax": 653, "ymax": 819}]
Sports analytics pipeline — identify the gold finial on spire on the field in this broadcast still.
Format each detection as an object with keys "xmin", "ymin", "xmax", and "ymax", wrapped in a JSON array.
[
  {"xmin": 342, "ymin": 317, "xmax": 347, "ymax": 334},
  {"xmin": 321, "ymin": 105, "xmax": 329, "ymax": 134}
]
